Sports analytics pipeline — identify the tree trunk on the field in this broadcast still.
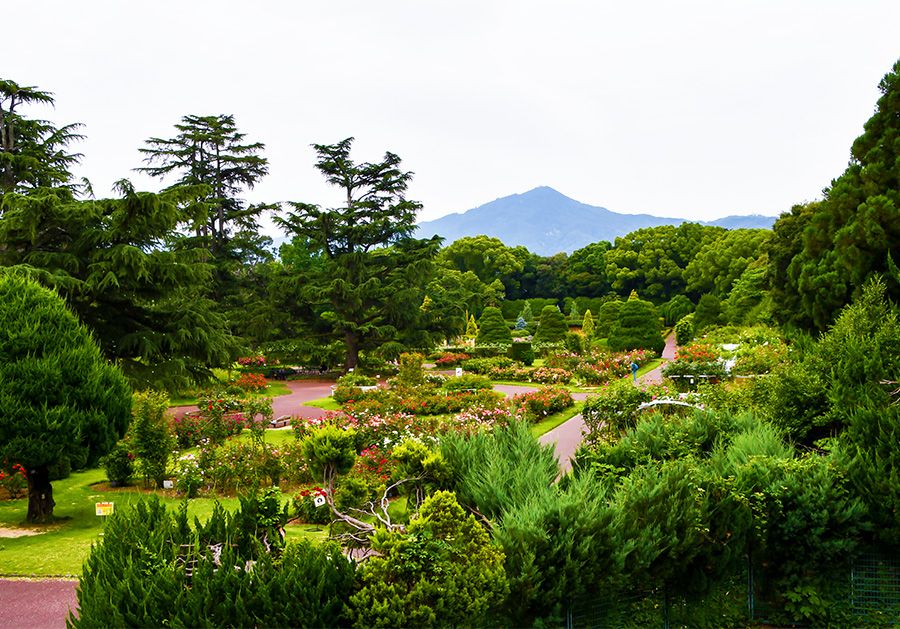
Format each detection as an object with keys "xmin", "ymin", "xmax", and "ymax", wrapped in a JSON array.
[
  {"xmin": 344, "ymin": 332, "xmax": 359, "ymax": 371},
  {"xmin": 26, "ymin": 464, "xmax": 55, "ymax": 523}
]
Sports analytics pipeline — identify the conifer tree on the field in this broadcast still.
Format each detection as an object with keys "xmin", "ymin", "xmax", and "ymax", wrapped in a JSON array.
[
  {"xmin": 534, "ymin": 305, "xmax": 567, "ymax": 343},
  {"xmin": 476, "ymin": 306, "xmax": 512, "ymax": 345},
  {"xmin": 582, "ymin": 309, "xmax": 595, "ymax": 338}
]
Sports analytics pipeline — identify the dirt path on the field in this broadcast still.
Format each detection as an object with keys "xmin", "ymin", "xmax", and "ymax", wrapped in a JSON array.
[
  {"xmin": 170, "ymin": 379, "xmax": 337, "ymax": 421},
  {"xmin": 0, "ymin": 579, "xmax": 78, "ymax": 628}
]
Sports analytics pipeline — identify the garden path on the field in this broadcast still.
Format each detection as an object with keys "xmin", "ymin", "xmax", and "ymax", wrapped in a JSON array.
[
  {"xmin": 538, "ymin": 332, "xmax": 678, "ymax": 472},
  {"xmin": 169, "ymin": 379, "xmax": 337, "ymax": 421},
  {"xmin": 0, "ymin": 578, "xmax": 78, "ymax": 628}
]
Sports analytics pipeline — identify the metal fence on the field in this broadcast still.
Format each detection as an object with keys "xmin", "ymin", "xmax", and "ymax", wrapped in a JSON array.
[{"xmin": 566, "ymin": 550, "xmax": 900, "ymax": 628}]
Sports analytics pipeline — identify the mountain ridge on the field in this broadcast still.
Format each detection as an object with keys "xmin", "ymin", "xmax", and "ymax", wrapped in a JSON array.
[{"xmin": 415, "ymin": 186, "xmax": 776, "ymax": 255}]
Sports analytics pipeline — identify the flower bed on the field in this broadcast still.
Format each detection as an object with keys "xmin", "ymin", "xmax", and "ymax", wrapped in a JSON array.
[{"xmin": 512, "ymin": 386, "xmax": 574, "ymax": 422}]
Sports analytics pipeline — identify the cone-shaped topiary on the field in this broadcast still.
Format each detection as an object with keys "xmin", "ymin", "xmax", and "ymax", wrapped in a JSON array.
[
  {"xmin": 534, "ymin": 305, "xmax": 567, "ymax": 344},
  {"xmin": 476, "ymin": 306, "xmax": 512, "ymax": 345},
  {"xmin": 0, "ymin": 272, "xmax": 131, "ymax": 522},
  {"xmin": 608, "ymin": 297, "xmax": 664, "ymax": 355}
]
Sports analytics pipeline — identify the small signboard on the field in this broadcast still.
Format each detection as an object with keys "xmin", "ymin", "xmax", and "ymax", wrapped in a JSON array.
[
  {"xmin": 163, "ymin": 480, "xmax": 174, "ymax": 489},
  {"xmin": 455, "ymin": 367, "xmax": 463, "ymax": 377},
  {"xmin": 313, "ymin": 495, "xmax": 326, "ymax": 508},
  {"xmin": 95, "ymin": 502, "xmax": 114, "ymax": 517}
]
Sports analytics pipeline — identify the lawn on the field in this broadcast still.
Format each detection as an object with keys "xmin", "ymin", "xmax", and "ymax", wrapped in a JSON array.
[
  {"xmin": 169, "ymin": 381, "xmax": 292, "ymax": 407},
  {"xmin": 303, "ymin": 396, "xmax": 342, "ymax": 411},
  {"xmin": 530, "ymin": 402, "xmax": 583, "ymax": 437}
]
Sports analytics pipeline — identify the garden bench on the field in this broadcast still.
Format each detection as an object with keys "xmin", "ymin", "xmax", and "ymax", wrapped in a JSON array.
[{"xmin": 269, "ymin": 415, "xmax": 292, "ymax": 429}]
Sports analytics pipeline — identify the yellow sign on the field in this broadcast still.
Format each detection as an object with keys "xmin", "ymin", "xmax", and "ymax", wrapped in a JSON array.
[{"xmin": 95, "ymin": 502, "xmax": 114, "ymax": 516}]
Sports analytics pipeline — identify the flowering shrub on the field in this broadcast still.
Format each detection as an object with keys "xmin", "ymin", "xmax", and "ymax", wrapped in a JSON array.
[
  {"xmin": 434, "ymin": 352, "xmax": 470, "ymax": 367},
  {"xmin": 237, "ymin": 355, "xmax": 268, "ymax": 367},
  {"xmin": 172, "ymin": 407, "xmax": 246, "ymax": 449},
  {"xmin": 358, "ymin": 445, "xmax": 394, "ymax": 483},
  {"xmin": 461, "ymin": 356, "xmax": 519, "ymax": 374},
  {"xmin": 674, "ymin": 343, "xmax": 720, "ymax": 363},
  {"xmin": 0, "ymin": 463, "xmax": 27, "ymax": 499},
  {"xmin": 202, "ymin": 440, "xmax": 283, "ymax": 493},
  {"xmin": 531, "ymin": 367, "xmax": 573, "ymax": 384},
  {"xmin": 512, "ymin": 386, "xmax": 574, "ymax": 422},
  {"xmin": 732, "ymin": 342, "xmax": 787, "ymax": 375},
  {"xmin": 175, "ymin": 453, "xmax": 202, "ymax": 498},
  {"xmin": 545, "ymin": 349, "xmax": 651, "ymax": 385},
  {"xmin": 453, "ymin": 406, "xmax": 515, "ymax": 432},
  {"xmin": 233, "ymin": 372, "xmax": 267, "ymax": 393},
  {"xmin": 293, "ymin": 485, "xmax": 331, "ymax": 524}
]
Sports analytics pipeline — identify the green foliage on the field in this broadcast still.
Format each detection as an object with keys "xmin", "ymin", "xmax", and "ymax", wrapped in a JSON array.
[
  {"xmin": 441, "ymin": 420, "xmax": 558, "ymax": 520},
  {"xmin": 608, "ymin": 297, "xmax": 664, "ymax": 354},
  {"xmin": 581, "ymin": 380, "xmax": 652, "ymax": 443},
  {"xmin": 0, "ymin": 272, "xmax": 131, "ymax": 522},
  {"xmin": 520, "ymin": 300, "xmax": 534, "ymax": 321},
  {"xmin": 0, "ymin": 78, "xmax": 84, "ymax": 194},
  {"xmin": 73, "ymin": 495, "xmax": 355, "ymax": 628},
  {"xmin": 129, "ymin": 390, "xmax": 173, "ymax": 488},
  {"xmin": 723, "ymin": 261, "xmax": 771, "ymax": 325},
  {"xmin": 347, "ymin": 491, "xmax": 508, "ymax": 628},
  {"xmin": 582, "ymin": 309, "xmax": 595, "ymax": 338},
  {"xmin": 396, "ymin": 352, "xmax": 425, "ymax": 388},
  {"xmin": 660, "ymin": 294, "xmax": 694, "ymax": 327},
  {"xmin": 683, "ymin": 229, "xmax": 770, "ymax": 298},
  {"xmin": 442, "ymin": 373, "xmax": 492, "ymax": 391},
  {"xmin": 137, "ymin": 113, "xmax": 272, "ymax": 261},
  {"xmin": 0, "ymin": 186, "xmax": 240, "ymax": 390},
  {"xmin": 693, "ymin": 293, "xmax": 724, "ymax": 332},
  {"xmin": 465, "ymin": 313, "xmax": 478, "ymax": 338},
  {"xmin": 303, "ymin": 425, "xmax": 358, "ymax": 483},
  {"xmin": 605, "ymin": 223, "xmax": 723, "ymax": 302},
  {"xmin": 675, "ymin": 312, "xmax": 695, "ymax": 345},
  {"xmin": 844, "ymin": 405, "xmax": 900, "ymax": 544},
  {"xmin": 595, "ymin": 299, "xmax": 622, "ymax": 338},
  {"xmin": 814, "ymin": 277, "xmax": 900, "ymax": 413},
  {"xmin": 769, "ymin": 59, "xmax": 900, "ymax": 331},
  {"xmin": 494, "ymin": 475, "xmax": 619, "ymax": 625},
  {"xmin": 337, "ymin": 372, "xmax": 376, "ymax": 387},
  {"xmin": 476, "ymin": 306, "xmax": 512, "ymax": 345},
  {"xmin": 508, "ymin": 341, "xmax": 535, "ymax": 365},
  {"xmin": 534, "ymin": 304, "xmax": 568, "ymax": 343},
  {"xmin": 275, "ymin": 138, "xmax": 441, "ymax": 370},
  {"xmin": 564, "ymin": 330, "xmax": 585, "ymax": 354},
  {"xmin": 100, "ymin": 442, "xmax": 134, "ymax": 486}
]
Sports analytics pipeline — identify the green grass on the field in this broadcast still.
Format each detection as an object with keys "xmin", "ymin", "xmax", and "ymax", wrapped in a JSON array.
[
  {"xmin": 303, "ymin": 396, "xmax": 342, "ymax": 411},
  {"xmin": 169, "ymin": 381, "xmax": 292, "ymax": 407},
  {"xmin": 530, "ymin": 402, "xmax": 583, "ymax": 437},
  {"xmin": 636, "ymin": 358, "xmax": 664, "ymax": 378},
  {"xmin": 0, "ymin": 468, "xmax": 249, "ymax": 577}
]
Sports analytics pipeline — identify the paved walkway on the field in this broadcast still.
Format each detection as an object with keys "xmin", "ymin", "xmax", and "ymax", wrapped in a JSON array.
[
  {"xmin": 539, "ymin": 332, "xmax": 678, "ymax": 471},
  {"xmin": 170, "ymin": 379, "xmax": 337, "ymax": 421},
  {"xmin": 0, "ymin": 578, "xmax": 78, "ymax": 628}
]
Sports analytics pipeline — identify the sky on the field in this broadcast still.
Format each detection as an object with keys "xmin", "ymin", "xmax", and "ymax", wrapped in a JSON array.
[{"xmin": 6, "ymin": 1, "xmax": 900, "ymax": 229}]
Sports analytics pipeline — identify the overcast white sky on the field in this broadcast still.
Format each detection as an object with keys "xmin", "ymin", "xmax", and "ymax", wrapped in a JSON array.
[{"xmin": 6, "ymin": 1, "xmax": 900, "ymax": 226}]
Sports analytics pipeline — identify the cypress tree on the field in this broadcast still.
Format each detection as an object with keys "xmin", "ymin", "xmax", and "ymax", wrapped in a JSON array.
[{"xmin": 582, "ymin": 309, "xmax": 595, "ymax": 339}]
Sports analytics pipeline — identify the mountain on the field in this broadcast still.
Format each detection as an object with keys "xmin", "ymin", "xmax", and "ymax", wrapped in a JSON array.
[{"xmin": 415, "ymin": 186, "xmax": 776, "ymax": 256}]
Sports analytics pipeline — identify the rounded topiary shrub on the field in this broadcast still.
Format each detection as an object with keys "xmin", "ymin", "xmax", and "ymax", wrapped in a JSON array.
[
  {"xmin": 533, "ymin": 305, "xmax": 567, "ymax": 344},
  {"xmin": 476, "ymin": 307, "xmax": 512, "ymax": 345},
  {"xmin": 508, "ymin": 341, "xmax": 535, "ymax": 366},
  {"xmin": 0, "ymin": 272, "xmax": 131, "ymax": 522}
]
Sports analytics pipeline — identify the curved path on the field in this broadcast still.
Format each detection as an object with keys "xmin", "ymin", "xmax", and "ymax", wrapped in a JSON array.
[
  {"xmin": 170, "ymin": 379, "xmax": 337, "ymax": 421},
  {"xmin": 539, "ymin": 332, "xmax": 678, "ymax": 471},
  {"xmin": 0, "ymin": 578, "xmax": 78, "ymax": 628}
]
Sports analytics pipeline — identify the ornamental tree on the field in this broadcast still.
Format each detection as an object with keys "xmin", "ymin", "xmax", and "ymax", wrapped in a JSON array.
[
  {"xmin": 276, "ymin": 138, "xmax": 441, "ymax": 370},
  {"xmin": 608, "ymin": 297, "xmax": 664, "ymax": 355},
  {"xmin": 0, "ymin": 273, "xmax": 131, "ymax": 522},
  {"xmin": 347, "ymin": 491, "xmax": 508, "ymax": 627},
  {"xmin": 533, "ymin": 305, "xmax": 567, "ymax": 344},
  {"xmin": 476, "ymin": 306, "xmax": 512, "ymax": 345}
]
